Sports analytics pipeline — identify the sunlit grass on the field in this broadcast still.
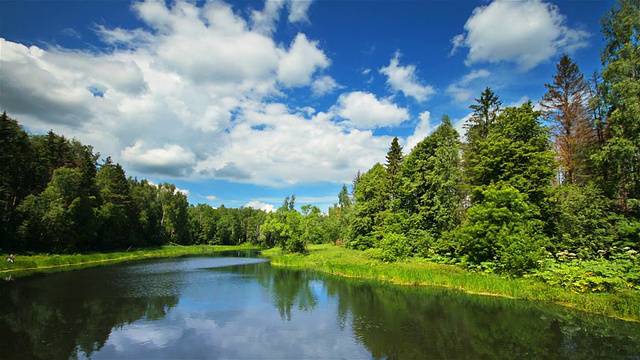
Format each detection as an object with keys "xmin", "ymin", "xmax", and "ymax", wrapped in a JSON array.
[
  {"xmin": 262, "ymin": 244, "xmax": 640, "ymax": 322},
  {"xmin": 0, "ymin": 244, "xmax": 259, "ymax": 273}
]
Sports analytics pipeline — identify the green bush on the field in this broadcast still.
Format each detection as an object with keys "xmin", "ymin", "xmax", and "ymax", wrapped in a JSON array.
[
  {"xmin": 453, "ymin": 184, "xmax": 549, "ymax": 275},
  {"xmin": 378, "ymin": 232, "xmax": 411, "ymax": 262}
]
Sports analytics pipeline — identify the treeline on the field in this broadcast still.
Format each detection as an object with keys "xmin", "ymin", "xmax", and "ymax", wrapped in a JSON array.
[{"xmin": 0, "ymin": 113, "xmax": 267, "ymax": 253}]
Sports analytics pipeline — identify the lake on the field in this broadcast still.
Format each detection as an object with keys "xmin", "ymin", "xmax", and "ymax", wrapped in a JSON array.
[{"xmin": 1, "ymin": 251, "xmax": 639, "ymax": 359}]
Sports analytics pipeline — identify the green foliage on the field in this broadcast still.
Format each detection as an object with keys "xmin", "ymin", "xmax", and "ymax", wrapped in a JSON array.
[
  {"xmin": 530, "ymin": 251, "xmax": 640, "ymax": 293},
  {"xmin": 259, "ymin": 196, "xmax": 309, "ymax": 254},
  {"xmin": 384, "ymin": 136, "xmax": 403, "ymax": 201},
  {"xmin": 466, "ymin": 102, "xmax": 556, "ymax": 208},
  {"xmin": 346, "ymin": 163, "xmax": 388, "ymax": 248},
  {"xmin": 597, "ymin": 0, "xmax": 640, "ymax": 206},
  {"xmin": 158, "ymin": 183, "xmax": 190, "ymax": 244},
  {"xmin": 378, "ymin": 232, "xmax": 411, "ymax": 262},
  {"xmin": 0, "ymin": 112, "xmax": 34, "ymax": 249},
  {"xmin": 399, "ymin": 116, "xmax": 462, "ymax": 242},
  {"xmin": 451, "ymin": 184, "xmax": 549, "ymax": 275},
  {"xmin": 549, "ymin": 184, "xmax": 616, "ymax": 255}
]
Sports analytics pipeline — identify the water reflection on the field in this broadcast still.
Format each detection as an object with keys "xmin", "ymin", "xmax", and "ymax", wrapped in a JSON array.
[
  {"xmin": 225, "ymin": 263, "xmax": 319, "ymax": 320},
  {"xmin": 0, "ymin": 255, "xmax": 638, "ymax": 359},
  {"xmin": 0, "ymin": 269, "xmax": 179, "ymax": 359}
]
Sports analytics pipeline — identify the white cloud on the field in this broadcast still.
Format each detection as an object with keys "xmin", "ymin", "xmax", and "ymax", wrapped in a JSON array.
[
  {"xmin": 250, "ymin": 0, "xmax": 313, "ymax": 34},
  {"xmin": 245, "ymin": 201, "xmax": 276, "ymax": 212},
  {"xmin": 404, "ymin": 111, "xmax": 432, "ymax": 154},
  {"xmin": 202, "ymin": 195, "xmax": 218, "ymax": 202},
  {"xmin": 121, "ymin": 140, "xmax": 196, "ymax": 177},
  {"xmin": 379, "ymin": 52, "xmax": 435, "ymax": 102},
  {"xmin": 250, "ymin": 0, "xmax": 285, "ymax": 35},
  {"xmin": 287, "ymin": 0, "xmax": 313, "ymax": 24},
  {"xmin": 277, "ymin": 33, "xmax": 330, "ymax": 87},
  {"xmin": 195, "ymin": 102, "xmax": 391, "ymax": 186},
  {"xmin": 333, "ymin": 91, "xmax": 409, "ymax": 129},
  {"xmin": 454, "ymin": 113, "xmax": 473, "ymax": 143},
  {"xmin": 446, "ymin": 69, "xmax": 490, "ymax": 103},
  {"xmin": 311, "ymin": 75, "xmax": 340, "ymax": 96},
  {"xmin": 452, "ymin": 0, "xmax": 590, "ymax": 70},
  {"xmin": 0, "ymin": 0, "xmax": 395, "ymax": 189}
]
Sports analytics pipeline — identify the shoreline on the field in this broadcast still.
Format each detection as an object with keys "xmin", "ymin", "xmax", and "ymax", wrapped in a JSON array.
[
  {"xmin": 1, "ymin": 244, "xmax": 259, "ymax": 275},
  {"xmin": 262, "ymin": 244, "xmax": 640, "ymax": 323}
]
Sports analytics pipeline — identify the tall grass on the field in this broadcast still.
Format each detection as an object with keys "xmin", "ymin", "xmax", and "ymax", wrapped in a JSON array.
[
  {"xmin": 262, "ymin": 244, "xmax": 640, "ymax": 322},
  {"xmin": 1, "ymin": 244, "xmax": 259, "ymax": 274}
]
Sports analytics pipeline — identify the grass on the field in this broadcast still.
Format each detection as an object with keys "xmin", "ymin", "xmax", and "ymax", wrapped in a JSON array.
[
  {"xmin": 262, "ymin": 244, "xmax": 640, "ymax": 322},
  {"xmin": 0, "ymin": 244, "xmax": 259, "ymax": 274}
]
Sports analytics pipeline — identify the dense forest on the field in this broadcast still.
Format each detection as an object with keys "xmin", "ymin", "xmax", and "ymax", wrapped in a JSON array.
[
  {"xmin": 1, "ymin": 1, "xmax": 638, "ymax": 285},
  {"xmin": 0, "ymin": 113, "xmax": 269, "ymax": 253}
]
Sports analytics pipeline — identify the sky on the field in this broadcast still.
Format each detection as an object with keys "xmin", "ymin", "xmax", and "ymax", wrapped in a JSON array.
[{"xmin": 0, "ymin": 0, "xmax": 616, "ymax": 212}]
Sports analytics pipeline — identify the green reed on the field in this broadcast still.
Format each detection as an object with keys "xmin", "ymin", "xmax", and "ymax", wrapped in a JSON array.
[
  {"xmin": 262, "ymin": 244, "xmax": 640, "ymax": 322},
  {"xmin": 1, "ymin": 244, "xmax": 259, "ymax": 274}
]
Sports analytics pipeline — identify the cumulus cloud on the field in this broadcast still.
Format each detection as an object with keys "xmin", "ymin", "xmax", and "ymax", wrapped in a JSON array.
[
  {"xmin": 251, "ymin": 0, "xmax": 313, "ymax": 34},
  {"xmin": 0, "ymin": 0, "xmax": 389, "ymax": 188},
  {"xmin": 333, "ymin": 91, "xmax": 409, "ymax": 129},
  {"xmin": 211, "ymin": 162, "xmax": 253, "ymax": 181},
  {"xmin": 311, "ymin": 75, "xmax": 340, "ymax": 96},
  {"xmin": 245, "ymin": 201, "xmax": 276, "ymax": 212},
  {"xmin": 452, "ymin": 0, "xmax": 590, "ymax": 70},
  {"xmin": 277, "ymin": 33, "xmax": 330, "ymax": 87},
  {"xmin": 446, "ymin": 69, "xmax": 490, "ymax": 103},
  {"xmin": 121, "ymin": 140, "xmax": 196, "ymax": 177},
  {"xmin": 379, "ymin": 52, "xmax": 435, "ymax": 102},
  {"xmin": 195, "ymin": 103, "xmax": 391, "ymax": 186}
]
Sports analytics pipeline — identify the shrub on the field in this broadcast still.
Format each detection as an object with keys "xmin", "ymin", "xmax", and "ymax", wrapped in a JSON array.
[{"xmin": 378, "ymin": 232, "xmax": 411, "ymax": 262}]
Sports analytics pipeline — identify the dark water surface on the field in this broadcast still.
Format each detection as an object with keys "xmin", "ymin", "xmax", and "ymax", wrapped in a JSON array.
[{"xmin": 1, "ymin": 251, "xmax": 639, "ymax": 359}]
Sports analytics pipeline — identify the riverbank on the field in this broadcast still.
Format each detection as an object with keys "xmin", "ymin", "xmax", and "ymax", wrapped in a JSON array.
[
  {"xmin": 262, "ymin": 244, "xmax": 640, "ymax": 322},
  {"xmin": 0, "ymin": 244, "xmax": 259, "ymax": 274}
]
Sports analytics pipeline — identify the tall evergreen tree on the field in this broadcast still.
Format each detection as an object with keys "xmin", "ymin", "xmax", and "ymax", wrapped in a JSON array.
[
  {"xmin": 95, "ymin": 157, "xmax": 136, "ymax": 249},
  {"xmin": 465, "ymin": 87, "xmax": 503, "ymax": 144},
  {"xmin": 345, "ymin": 163, "xmax": 388, "ymax": 249},
  {"xmin": 384, "ymin": 137, "xmax": 404, "ymax": 202},
  {"xmin": 462, "ymin": 88, "xmax": 503, "ymax": 197},
  {"xmin": 466, "ymin": 102, "xmax": 556, "ymax": 209},
  {"xmin": 596, "ymin": 0, "xmax": 640, "ymax": 212},
  {"xmin": 0, "ymin": 112, "xmax": 33, "ymax": 249},
  {"xmin": 399, "ymin": 116, "xmax": 462, "ymax": 239},
  {"xmin": 540, "ymin": 54, "xmax": 596, "ymax": 185}
]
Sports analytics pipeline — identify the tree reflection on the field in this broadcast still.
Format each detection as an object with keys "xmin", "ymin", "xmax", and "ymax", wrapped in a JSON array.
[
  {"xmin": 224, "ymin": 263, "xmax": 318, "ymax": 321},
  {"xmin": 322, "ymin": 276, "xmax": 640, "ymax": 359},
  {"xmin": 0, "ymin": 274, "xmax": 178, "ymax": 359}
]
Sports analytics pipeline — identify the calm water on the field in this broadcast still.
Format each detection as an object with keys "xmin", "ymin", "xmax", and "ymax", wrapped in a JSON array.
[{"xmin": 1, "ymin": 252, "xmax": 639, "ymax": 359}]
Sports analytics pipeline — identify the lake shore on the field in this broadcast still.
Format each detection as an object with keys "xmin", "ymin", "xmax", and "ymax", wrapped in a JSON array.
[
  {"xmin": 262, "ymin": 244, "xmax": 640, "ymax": 322},
  {"xmin": 0, "ymin": 244, "xmax": 259, "ymax": 275}
]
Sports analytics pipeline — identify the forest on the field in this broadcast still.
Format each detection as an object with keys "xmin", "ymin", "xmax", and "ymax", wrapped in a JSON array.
[{"xmin": 0, "ymin": 1, "xmax": 638, "ymax": 288}]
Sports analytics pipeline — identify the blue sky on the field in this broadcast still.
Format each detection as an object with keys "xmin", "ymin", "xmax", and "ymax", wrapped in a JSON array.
[{"xmin": 1, "ymin": 0, "xmax": 615, "ymax": 212}]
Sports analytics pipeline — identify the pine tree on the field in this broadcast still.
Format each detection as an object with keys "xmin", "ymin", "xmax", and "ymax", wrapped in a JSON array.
[
  {"xmin": 596, "ymin": 0, "xmax": 640, "ymax": 211},
  {"xmin": 384, "ymin": 137, "xmax": 403, "ymax": 202},
  {"xmin": 465, "ymin": 87, "xmax": 502, "ymax": 143},
  {"xmin": 540, "ymin": 54, "xmax": 596, "ymax": 185}
]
